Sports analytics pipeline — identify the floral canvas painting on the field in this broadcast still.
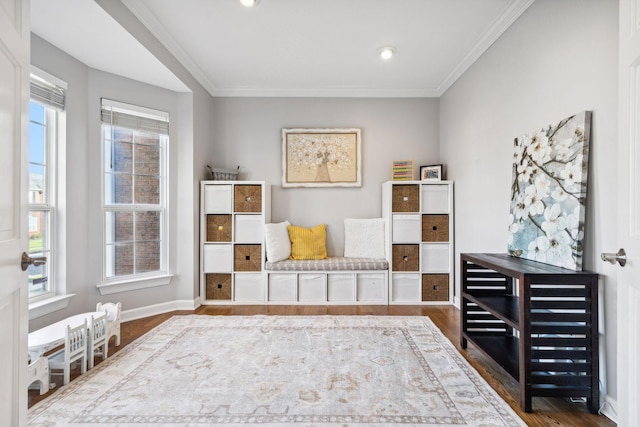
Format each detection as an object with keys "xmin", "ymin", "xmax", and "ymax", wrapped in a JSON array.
[
  {"xmin": 508, "ymin": 111, "xmax": 592, "ymax": 270},
  {"xmin": 282, "ymin": 128, "xmax": 361, "ymax": 187}
]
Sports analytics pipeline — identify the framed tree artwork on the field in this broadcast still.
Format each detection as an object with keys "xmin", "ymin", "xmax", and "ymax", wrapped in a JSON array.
[{"xmin": 282, "ymin": 128, "xmax": 362, "ymax": 187}]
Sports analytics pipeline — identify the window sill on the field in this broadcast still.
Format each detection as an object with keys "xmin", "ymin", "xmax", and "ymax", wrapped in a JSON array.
[
  {"xmin": 97, "ymin": 274, "xmax": 174, "ymax": 295},
  {"xmin": 28, "ymin": 294, "xmax": 76, "ymax": 320}
]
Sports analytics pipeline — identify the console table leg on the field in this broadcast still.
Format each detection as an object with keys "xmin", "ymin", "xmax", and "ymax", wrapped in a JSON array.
[
  {"xmin": 587, "ymin": 397, "xmax": 599, "ymax": 414},
  {"xmin": 521, "ymin": 393, "xmax": 532, "ymax": 413}
]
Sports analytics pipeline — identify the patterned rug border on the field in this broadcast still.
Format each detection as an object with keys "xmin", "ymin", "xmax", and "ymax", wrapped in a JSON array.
[{"xmin": 28, "ymin": 315, "xmax": 526, "ymax": 426}]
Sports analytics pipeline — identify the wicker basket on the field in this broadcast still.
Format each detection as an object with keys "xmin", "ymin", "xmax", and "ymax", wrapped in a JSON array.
[
  {"xmin": 422, "ymin": 274, "xmax": 449, "ymax": 301},
  {"xmin": 206, "ymin": 273, "xmax": 232, "ymax": 300},
  {"xmin": 392, "ymin": 244, "xmax": 420, "ymax": 271},
  {"xmin": 234, "ymin": 185, "xmax": 262, "ymax": 213},
  {"xmin": 208, "ymin": 166, "xmax": 239, "ymax": 181},
  {"xmin": 422, "ymin": 214, "xmax": 449, "ymax": 242},
  {"xmin": 234, "ymin": 244, "xmax": 262, "ymax": 271},
  {"xmin": 206, "ymin": 214, "xmax": 232, "ymax": 242},
  {"xmin": 392, "ymin": 185, "xmax": 419, "ymax": 212}
]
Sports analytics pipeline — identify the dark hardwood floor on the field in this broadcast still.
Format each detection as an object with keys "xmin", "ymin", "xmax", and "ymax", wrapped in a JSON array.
[{"xmin": 29, "ymin": 305, "xmax": 616, "ymax": 427}]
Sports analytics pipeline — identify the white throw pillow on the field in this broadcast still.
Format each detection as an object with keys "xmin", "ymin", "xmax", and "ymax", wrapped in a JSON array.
[
  {"xmin": 264, "ymin": 221, "xmax": 291, "ymax": 262},
  {"xmin": 343, "ymin": 218, "xmax": 385, "ymax": 259}
]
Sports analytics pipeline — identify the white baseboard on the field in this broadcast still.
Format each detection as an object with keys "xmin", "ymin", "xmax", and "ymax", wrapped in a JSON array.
[
  {"xmin": 121, "ymin": 298, "xmax": 200, "ymax": 322},
  {"xmin": 600, "ymin": 394, "xmax": 618, "ymax": 424}
]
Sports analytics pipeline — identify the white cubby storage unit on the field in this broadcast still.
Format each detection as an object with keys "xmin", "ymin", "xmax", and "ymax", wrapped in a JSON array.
[
  {"xmin": 382, "ymin": 181, "xmax": 454, "ymax": 305},
  {"xmin": 200, "ymin": 181, "xmax": 271, "ymax": 304},
  {"xmin": 266, "ymin": 270, "xmax": 388, "ymax": 305}
]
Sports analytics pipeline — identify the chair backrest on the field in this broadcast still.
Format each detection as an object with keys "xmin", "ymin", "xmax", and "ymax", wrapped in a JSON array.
[
  {"xmin": 90, "ymin": 314, "xmax": 107, "ymax": 345},
  {"xmin": 96, "ymin": 302, "xmax": 121, "ymax": 322},
  {"xmin": 87, "ymin": 313, "xmax": 108, "ymax": 369},
  {"xmin": 65, "ymin": 319, "xmax": 87, "ymax": 364}
]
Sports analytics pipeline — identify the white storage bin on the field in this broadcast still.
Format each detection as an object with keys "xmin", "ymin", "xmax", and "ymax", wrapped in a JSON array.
[
  {"xmin": 357, "ymin": 273, "xmax": 386, "ymax": 302},
  {"xmin": 392, "ymin": 214, "xmax": 421, "ymax": 242},
  {"xmin": 421, "ymin": 243, "xmax": 450, "ymax": 272},
  {"xmin": 391, "ymin": 273, "xmax": 421, "ymax": 302},
  {"xmin": 298, "ymin": 274, "xmax": 326, "ymax": 302},
  {"xmin": 268, "ymin": 274, "xmax": 297, "ymax": 301},
  {"xmin": 235, "ymin": 215, "xmax": 264, "ymax": 243},
  {"xmin": 421, "ymin": 184, "xmax": 449, "ymax": 214},
  {"xmin": 204, "ymin": 184, "xmax": 232, "ymax": 213},
  {"xmin": 203, "ymin": 244, "xmax": 232, "ymax": 273},
  {"xmin": 327, "ymin": 274, "xmax": 356, "ymax": 301},
  {"xmin": 234, "ymin": 273, "xmax": 264, "ymax": 302}
]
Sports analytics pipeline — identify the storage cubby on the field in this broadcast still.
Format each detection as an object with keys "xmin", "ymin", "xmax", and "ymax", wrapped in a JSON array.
[
  {"xmin": 460, "ymin": 253, "xmax": 599, "ymax": 413},
  {"xmin": 206, "ymin": 215, "xmax": 232, "ymax": 242},
  {"xmin": 205, "ymin": 273, "xmax": 232, "ymax": 300},
  {"xmin": 266, "ymin": 271, "xmax": 387, "ymax": 305},
  {"xmin": 421, "ymin": 274, "xmax": 449, "ymax": 301},
  {"xmin": 200, "ymin": 181, "xmax": 270, "ymax": 304},
  {"xmin": 392, "ymin": 244, "xmax": 419, "ymax": 271},
  {"xmin": 382, "ymin": 181, "xmax": 454, "ymax": 305}
]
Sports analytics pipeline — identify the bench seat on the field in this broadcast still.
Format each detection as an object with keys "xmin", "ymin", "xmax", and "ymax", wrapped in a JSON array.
[
  {"xmin": 265, "ymin": 257, "xmax": 388, "ymax": 271},
  {"xmin": 265, "ymin": 257, "xmax": 389, "ymax": 304}
]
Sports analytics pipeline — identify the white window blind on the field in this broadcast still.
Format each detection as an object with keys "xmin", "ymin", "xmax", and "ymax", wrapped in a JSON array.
[
  {"xmin": 101, "ymin": 98, "xmax": 169, "ymax": 135},
  {"xmin": 30, "ymin": 74, "xmax": 65, "ymax": 110}
]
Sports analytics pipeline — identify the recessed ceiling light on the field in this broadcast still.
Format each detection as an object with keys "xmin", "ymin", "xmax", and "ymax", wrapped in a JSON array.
[
  {"xmin": 240, "ymin": 0, "xmax": 260, "ymax": 7},
  {"xmin": 378, "ymin": 46, "xmax": 396, "ymax": 60}
]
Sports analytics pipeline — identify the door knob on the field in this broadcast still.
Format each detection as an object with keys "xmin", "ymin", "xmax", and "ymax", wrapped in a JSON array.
[
  {"xmin": 600, "ymin": 248, "xmax": 626, "ymax": 267},
  {"xmin": 21, "ymin": 252, "xmax": 47, "ymax": 271}
]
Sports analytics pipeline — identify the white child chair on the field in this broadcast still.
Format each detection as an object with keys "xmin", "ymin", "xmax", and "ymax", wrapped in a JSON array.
[
  {"xmin": 87, "ymin": 314, "xmax": 108, "ymax": 369},
  {"xmin": 48, "ymin": 319, "xmax": 87, "ymax": 385},
  {"xmin": 96, "ymin": 302, "xmax": 122, "ymax": 352},
  {"xmin": 27, "ymin": 356, "xmax": 50, "ymax": 395}
]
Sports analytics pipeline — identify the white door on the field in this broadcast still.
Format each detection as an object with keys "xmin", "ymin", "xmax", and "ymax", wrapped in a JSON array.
[
  {"xmin": 615, "ymin": 0, "xmax": 640, "ymax": 424},
  {"xmin": 0, "ymin": 0, "xmax": 30, "ymax": 425}
]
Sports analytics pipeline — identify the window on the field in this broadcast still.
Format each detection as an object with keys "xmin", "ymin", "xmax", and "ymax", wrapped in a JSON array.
[
  {"xmin": 101, "ymin": 99, "xmax": 168, "ymax": 282},
  {"xmin": 28, "ymin": 70, "xmax": 65, "ymax": 300}
]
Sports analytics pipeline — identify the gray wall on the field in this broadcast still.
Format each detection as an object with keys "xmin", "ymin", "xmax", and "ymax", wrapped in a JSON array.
[
  {"xmin": 29, "ymin": 34, "xmax": 207, "ymax": 329},
  {"xmin": 95, "ymin": 0, "xmax": 216, "ymax": 303},
  {"xmin": 212, "ymin": 97, "xmax": 440, "ymax": 256},
  {"xmin": 439, "ymin": 0, "xmax": 618, "ymax": 407}
]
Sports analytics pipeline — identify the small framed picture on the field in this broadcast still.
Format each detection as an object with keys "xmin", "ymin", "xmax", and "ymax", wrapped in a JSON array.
[{"xmin": 420, "ymin": 164, "xmax": 443, "ymax": 181}]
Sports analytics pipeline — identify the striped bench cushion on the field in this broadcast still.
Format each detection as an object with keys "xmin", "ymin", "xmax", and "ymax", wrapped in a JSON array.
[{"xmin": 265, "ymin": 257, "xmax": 388, "ymax": 271}]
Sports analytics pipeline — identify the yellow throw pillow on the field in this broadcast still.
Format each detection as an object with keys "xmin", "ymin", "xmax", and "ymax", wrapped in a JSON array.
[{"xmin": 287, "ymin": 224, "xmax": 328, "ymax": 260}]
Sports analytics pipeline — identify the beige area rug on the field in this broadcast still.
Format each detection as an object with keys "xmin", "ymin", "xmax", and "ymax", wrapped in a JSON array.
[{"xmin": 28, "ymin": 315, "xmax": 526, "ymax": 426}]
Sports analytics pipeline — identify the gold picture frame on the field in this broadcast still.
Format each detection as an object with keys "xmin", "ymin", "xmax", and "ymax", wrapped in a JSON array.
[{"xmin": 282, "ymin": 128, "xmax": 362, "ymax": 187}]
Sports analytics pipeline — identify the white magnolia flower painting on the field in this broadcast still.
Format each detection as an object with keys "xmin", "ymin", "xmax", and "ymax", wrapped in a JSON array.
[{"xmin": 508, "ymin": 111, "xmax": 592, "ymax": 270}]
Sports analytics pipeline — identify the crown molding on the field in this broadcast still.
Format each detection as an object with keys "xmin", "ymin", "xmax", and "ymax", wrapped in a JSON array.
[
  {"xmin": 210, "ymin": 86, "xmax": 440, "ymax": 98},
  {"xmin": 436, "ymin": 0, "xmax": 535, "ymax": 96}
]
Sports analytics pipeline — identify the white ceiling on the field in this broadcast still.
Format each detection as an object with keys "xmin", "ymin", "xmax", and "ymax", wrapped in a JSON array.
[{"xmin": 31, "ymin": 0, "xmax": 534, "ymax": 97}]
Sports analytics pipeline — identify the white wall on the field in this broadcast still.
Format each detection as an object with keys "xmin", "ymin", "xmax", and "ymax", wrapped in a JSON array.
[
  {"xmin": 212, "ymin": 97, "xmax": 439, "ymax": 256},
  {"xmin": 439, "ymin": 0, "xmax": 619, "ymax": 409}
]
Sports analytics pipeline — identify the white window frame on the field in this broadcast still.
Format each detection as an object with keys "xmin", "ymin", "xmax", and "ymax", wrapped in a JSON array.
[
  {"xmin": 28, "ymin": 66, "xmax": 75, "ymax": 318},
  {"xmin": 27, "ymin": 100, "xmax": 56, "ymax": 302},
  {"xmin": 98, "ymin": 99, "xmax": 172, "ymax": 295}
]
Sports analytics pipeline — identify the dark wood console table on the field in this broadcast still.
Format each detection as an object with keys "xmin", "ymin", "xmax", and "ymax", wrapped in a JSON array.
[{"xmin": 460, "ymin": 253, "xmax": 599, "ymax": 413}]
